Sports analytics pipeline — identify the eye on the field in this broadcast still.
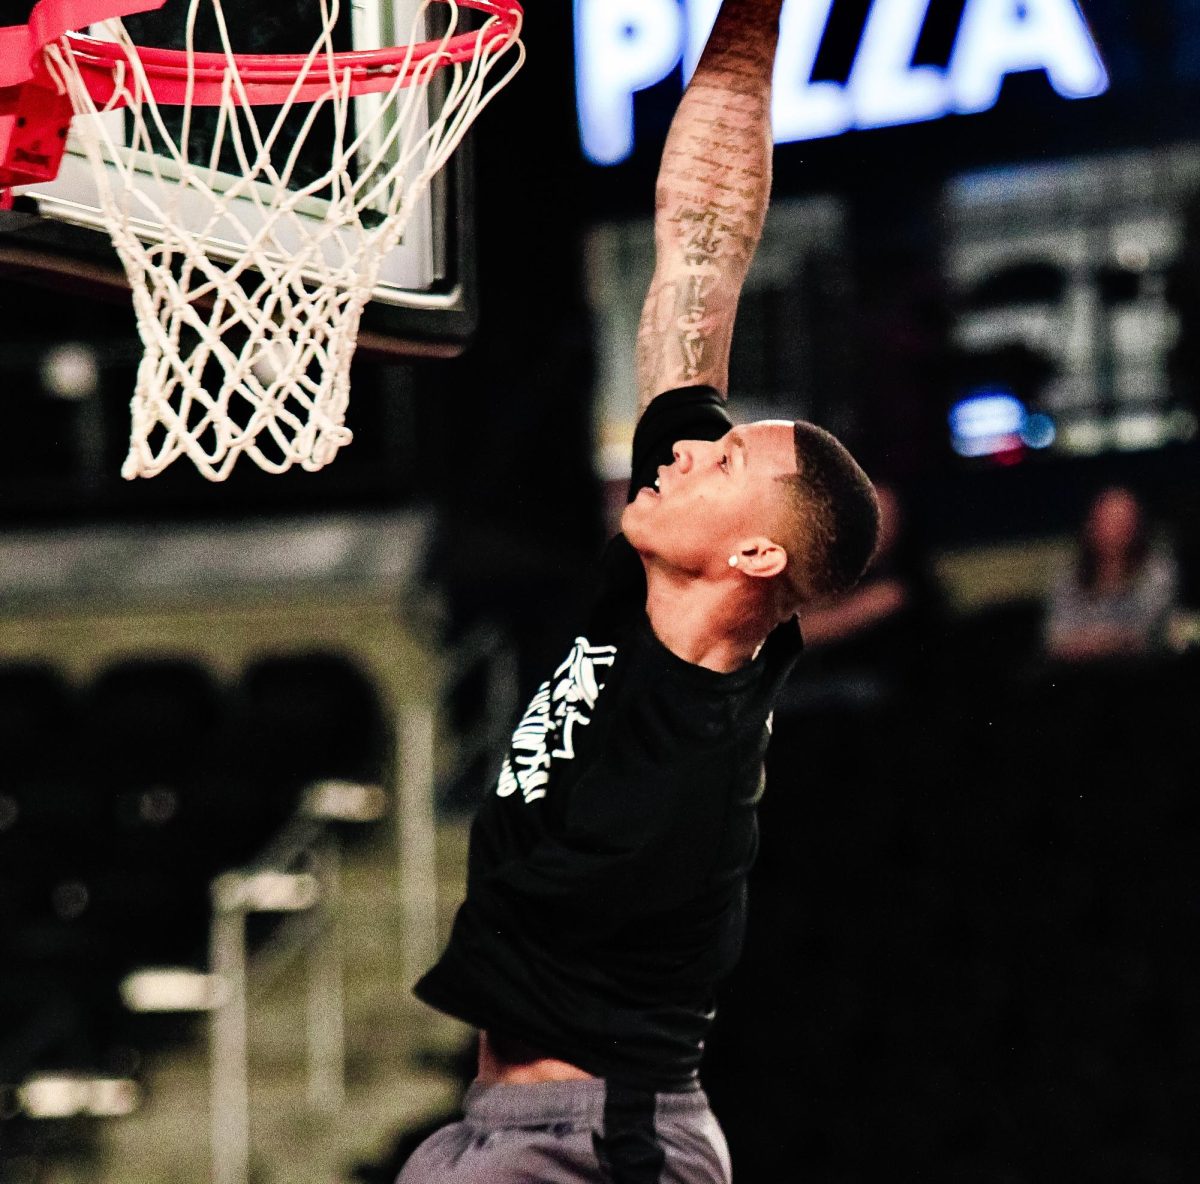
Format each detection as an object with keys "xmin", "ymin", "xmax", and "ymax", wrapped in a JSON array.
[{"xmin": 719, "ymin": 453, "xmax": 729, "ymax": 470}]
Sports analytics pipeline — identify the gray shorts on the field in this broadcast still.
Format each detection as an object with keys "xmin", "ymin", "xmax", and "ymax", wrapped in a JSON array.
[{"xmin": 395, "ymin": 1078, "xmax": 732, "ymax": 1184}]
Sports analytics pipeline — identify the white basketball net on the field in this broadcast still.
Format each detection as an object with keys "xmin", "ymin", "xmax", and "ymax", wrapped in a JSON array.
[{"xmin": 43, "ymin": 0, "xmax": 523, "ymax": 480}]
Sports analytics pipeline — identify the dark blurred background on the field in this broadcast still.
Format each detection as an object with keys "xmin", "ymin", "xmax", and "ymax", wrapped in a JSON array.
[{"xmin": 3, "ymin": 1, "xmax": 1200, "ymax": 1181}]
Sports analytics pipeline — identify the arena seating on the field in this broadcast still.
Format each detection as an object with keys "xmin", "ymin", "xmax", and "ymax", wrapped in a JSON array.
[
  {"xmin": 4, "ymin": 626, "xmax": 1196, "ymax": 1180},
  {"xmin": 236, "ymin": 652, "xmax": 391, "ymax": 833},
  {"xmin": 0, "ymin": 664, "xmax": 109, "ymax": 1086},
  {"xmin": 0, "ymin": 651, "xmax": 391, "ymax": 1170}
]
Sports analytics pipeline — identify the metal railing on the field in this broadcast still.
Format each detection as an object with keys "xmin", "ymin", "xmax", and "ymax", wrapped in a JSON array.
[
  {"xmin": 208, "ymin": 816, "xmax": 344, "ymax": 1184},
  {"xmin": 205, "ymin": 620, "xmax": 517, "ymax": 1184}
]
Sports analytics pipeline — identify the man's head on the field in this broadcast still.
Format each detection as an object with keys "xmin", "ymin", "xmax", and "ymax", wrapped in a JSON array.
[{"xmin": 622, "ymin": 419, "xmax": 879, "ymax": 616}]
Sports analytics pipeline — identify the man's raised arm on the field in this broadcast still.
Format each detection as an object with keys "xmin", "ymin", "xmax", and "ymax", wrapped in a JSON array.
[{"xmin": 635, "ymin": 0, "xmax": 784, "ymax": 412}]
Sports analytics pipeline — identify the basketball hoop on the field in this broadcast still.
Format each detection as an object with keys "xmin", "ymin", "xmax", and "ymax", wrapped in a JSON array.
[{"xmin": 0, "ymin": 0, "xmax": 523, "ymax": 480}]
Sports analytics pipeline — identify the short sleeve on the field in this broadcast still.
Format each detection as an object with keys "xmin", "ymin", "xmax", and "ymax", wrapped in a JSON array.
[
  {"xmin": 629, "ymin": 386, "xmax": 733, "ymax": 502},
  {"xmin": 1139, "ymin": 553, "xmax": 1179, "ymax": 645}
]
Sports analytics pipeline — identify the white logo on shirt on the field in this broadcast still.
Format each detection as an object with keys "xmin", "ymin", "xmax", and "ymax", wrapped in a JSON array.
[{"xmin": 496, "ymin": 636, "xmax": 618, "ymax": 804}]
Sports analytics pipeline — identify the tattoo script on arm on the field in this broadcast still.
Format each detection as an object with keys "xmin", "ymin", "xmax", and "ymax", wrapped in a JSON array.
[{"xmin": 636, "ymin": 0, "xmax": 783, "ymax": 410}]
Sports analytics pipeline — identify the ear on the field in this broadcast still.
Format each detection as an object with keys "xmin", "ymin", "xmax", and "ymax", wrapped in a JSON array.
[{"xmin": 732, "ymin": 537, "xmax": 788, "ymax": 580}]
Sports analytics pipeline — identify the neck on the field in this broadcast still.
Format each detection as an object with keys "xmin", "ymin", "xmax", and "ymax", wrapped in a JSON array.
[
  {"xmin": 641, "ymin": 561, "xmax": 778, "ymax": 673},
  {"xmin": 1093, "ymin": 553, "xmax": 1128, "ymax": 588}
]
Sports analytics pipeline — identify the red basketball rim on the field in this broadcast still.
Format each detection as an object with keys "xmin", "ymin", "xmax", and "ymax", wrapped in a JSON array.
[{"xmin": 35, "ymin": 0, "xmax": 523, "ymax": 108}]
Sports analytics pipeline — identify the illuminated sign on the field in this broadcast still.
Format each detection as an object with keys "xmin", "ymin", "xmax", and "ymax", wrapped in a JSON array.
[
  {"xmin": 949, "ymin": 388, "xmax": 1056, "ymax": 458},
  {"xmin": 575, "ymin": 0, "xmax": 1109, "ymax": 166}
]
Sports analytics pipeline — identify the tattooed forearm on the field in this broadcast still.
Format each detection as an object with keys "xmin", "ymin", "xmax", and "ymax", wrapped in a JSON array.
[{"xmin": 636, "ymin": 0, "xmax": 785, "ymax": 409}]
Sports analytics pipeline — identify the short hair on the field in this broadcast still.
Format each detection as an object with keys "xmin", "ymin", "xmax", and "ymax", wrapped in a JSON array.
[{"xmin": 772, "ymin": 422, "xmax": 880, "ymax": 608}]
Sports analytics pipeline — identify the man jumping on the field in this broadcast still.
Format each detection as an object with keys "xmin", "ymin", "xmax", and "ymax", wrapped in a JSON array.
[{"xmin": 400, "ymin": 1, "xmax": 880, "ymax": 1180}]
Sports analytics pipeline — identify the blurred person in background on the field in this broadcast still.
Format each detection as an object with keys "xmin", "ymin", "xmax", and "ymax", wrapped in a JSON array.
[
  {"xmin": 1044, "ymin": 485, "xmax": 1178, "ymax": 661},
  {"xmin": 796, "ymin": 482, "xmax": 943, "ymax": 693}
]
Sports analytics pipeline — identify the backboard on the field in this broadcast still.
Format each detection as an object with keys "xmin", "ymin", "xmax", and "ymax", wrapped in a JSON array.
[{"xmin": 0, "ymin": 0, "xmax": 479, "ymax": 357}]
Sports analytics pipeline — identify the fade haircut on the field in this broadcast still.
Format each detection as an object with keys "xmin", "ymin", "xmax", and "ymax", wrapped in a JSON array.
[{"xmin": 772, "ymin": 422, "xmax": 880, "ymax": 609}]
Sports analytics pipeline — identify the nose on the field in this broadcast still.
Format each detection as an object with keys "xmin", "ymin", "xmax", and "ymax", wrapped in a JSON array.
[{"xmin": 671, "ymin": 440, "xmax": 701, "ymax": 473}]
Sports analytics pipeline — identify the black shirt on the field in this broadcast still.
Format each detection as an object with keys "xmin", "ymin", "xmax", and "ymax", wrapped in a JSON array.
[{"xmin": 414, "ymin": 386, "xmax": 804, "ymax": 1089}]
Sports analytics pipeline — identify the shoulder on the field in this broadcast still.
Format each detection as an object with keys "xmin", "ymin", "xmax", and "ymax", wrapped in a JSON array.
[
  {"xmin": 633, "ymin": 385, "xmax": 732, "ymax": 447},
  {"xmin": 1142, "ymin": 550, "xmax": 1178, "ymax": 587},
  {"xmin": 629, "ymin": 386, "xmax": 733, "ymax": 498},
  {"xmin": 1136, "ymin": 551, "xmax": 1179, "ymax": 607}
]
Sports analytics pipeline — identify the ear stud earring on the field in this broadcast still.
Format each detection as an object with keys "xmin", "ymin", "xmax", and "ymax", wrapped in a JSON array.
[{"xmin": 728, "ymin": 555, "xmax": 739, "ymax": 568}]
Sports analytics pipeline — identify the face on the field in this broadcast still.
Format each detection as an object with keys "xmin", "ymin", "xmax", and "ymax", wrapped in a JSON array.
[
  {"xmin": 621, "ymin": 420, "xmax": 798, "ymax": 578},
  {"xmin": 1085, "ymin": 487, "xmax": 1141, "ymax": 557}
]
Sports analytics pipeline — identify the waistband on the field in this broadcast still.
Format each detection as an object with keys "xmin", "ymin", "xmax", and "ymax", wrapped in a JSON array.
[{"xmin": 463, "ymin": 1078, "xmax": 710, "ymax": 1129}]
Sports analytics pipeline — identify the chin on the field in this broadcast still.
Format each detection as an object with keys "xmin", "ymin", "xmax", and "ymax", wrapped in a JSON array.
[
  {"xmin": 620, "ymin": 509, "xmax": 660, "ymax": 559},
  {"xmin": 619, "ymin": 501, "xmax": 640, "ymax": 539}
]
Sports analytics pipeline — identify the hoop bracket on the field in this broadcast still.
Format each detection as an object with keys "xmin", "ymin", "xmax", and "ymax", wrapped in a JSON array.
[
  {"xmin": 0, "ymin": 0, "xmax": 168, "ymax": 89},
  {"xmin": 0, "ymin": 82, "xmax": 74, "ymax": 190},
  {"xmin": 1, "ymin": 0, "xmax": 168, "ymax": 194}
]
